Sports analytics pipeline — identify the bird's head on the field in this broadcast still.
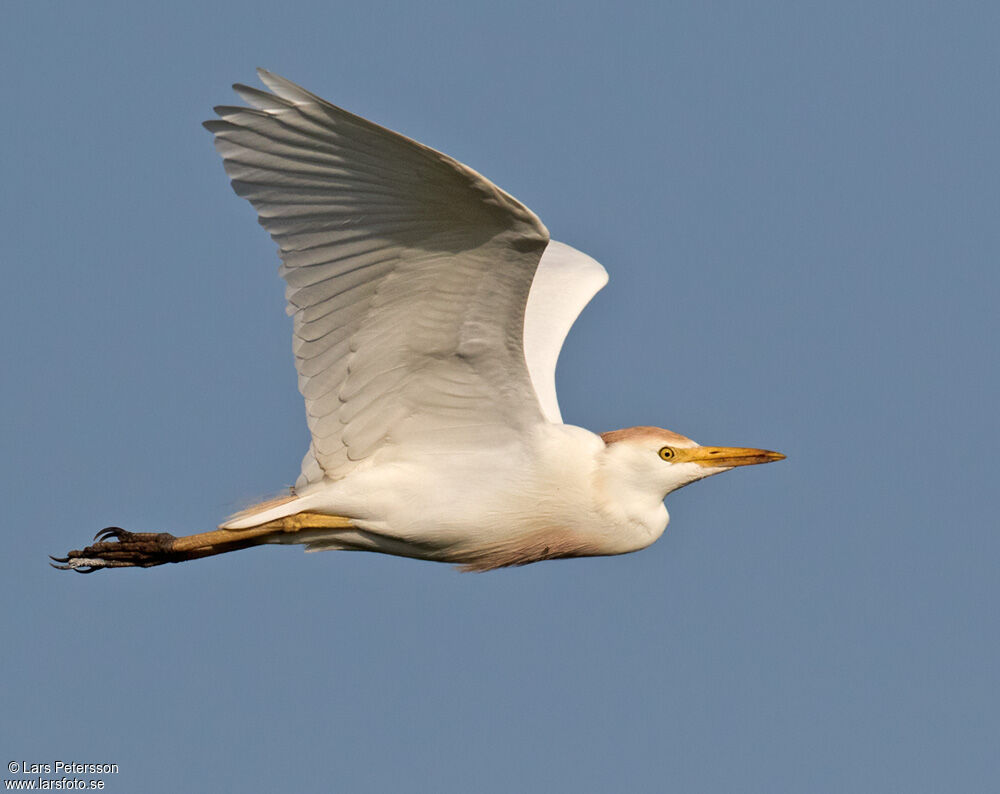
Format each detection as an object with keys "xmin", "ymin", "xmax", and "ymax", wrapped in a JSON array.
[{"xmin": 600, "ymin": 426, "xmax": 785, "ymax": 497}]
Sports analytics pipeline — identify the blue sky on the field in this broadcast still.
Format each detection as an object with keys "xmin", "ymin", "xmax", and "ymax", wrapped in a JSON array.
[{"xmin": 2, "ymin": 1, "xmax": 997, "ymax": 791}]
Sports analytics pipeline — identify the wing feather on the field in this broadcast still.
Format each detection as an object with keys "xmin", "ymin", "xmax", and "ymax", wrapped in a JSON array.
[
  {"xmin": 206, "ymin": 70, "xmax": 552, "ymax": 485},
  {"xmin": 522, "ymin": 241, "xmax": 609, "ymax": 423}
]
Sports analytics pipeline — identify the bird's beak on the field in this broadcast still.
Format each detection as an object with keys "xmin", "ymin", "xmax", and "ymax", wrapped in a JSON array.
[{"xmin": 676, "ymin": 446, "xmax": 786, "ymax": 468}]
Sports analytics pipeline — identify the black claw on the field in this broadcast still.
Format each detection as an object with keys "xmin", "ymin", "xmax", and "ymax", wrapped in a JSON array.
[
  {"xmin": 49, "ymin": 554, "xmax": 69, "ymax": 563},
  {"xmin": 50, "ymin": 561, "xmax": 71, "ymax": 570},
  {"xmin": 94, "ymin": 526, "xmax": 125, "ymax": 542}
]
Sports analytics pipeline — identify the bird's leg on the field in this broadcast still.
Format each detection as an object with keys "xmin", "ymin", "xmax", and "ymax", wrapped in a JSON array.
[
  {"xmin": 50, "ymin": 512, "xmax": 354, "ymax": 572},
  {"xmin": 49, "ymin": 527, "xmax": 277, "ymax": 572}
]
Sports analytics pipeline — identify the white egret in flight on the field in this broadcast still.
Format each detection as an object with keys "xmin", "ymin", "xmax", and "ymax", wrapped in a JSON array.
[{"xmin": 54, "ymin": 70, "xmax": 784, "ymax": 573}]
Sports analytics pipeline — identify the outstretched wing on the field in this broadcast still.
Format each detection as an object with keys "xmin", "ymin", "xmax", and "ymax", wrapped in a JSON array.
[{"xmin": 206, "ymin": 71, "xmax": 605, "ymax": 487}]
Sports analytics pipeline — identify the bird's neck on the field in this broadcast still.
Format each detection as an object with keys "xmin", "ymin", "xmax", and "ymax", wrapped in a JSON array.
[{"xmin": 595, "ymin": 447, "xmax": 670, "ymax": 553}]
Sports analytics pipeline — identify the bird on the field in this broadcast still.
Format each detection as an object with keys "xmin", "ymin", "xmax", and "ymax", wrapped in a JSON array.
[{"xmin": 52, "ymin": 70, "xmax": 784, "ymax": 574}]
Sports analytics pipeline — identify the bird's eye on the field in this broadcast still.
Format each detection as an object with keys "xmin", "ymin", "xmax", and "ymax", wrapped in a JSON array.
[{"xmin": 658, "ymin": 447, "xmax": 675, "ymax": 461}]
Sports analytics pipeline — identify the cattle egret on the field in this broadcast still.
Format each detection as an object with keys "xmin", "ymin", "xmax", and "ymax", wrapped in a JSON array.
[{"xmin": 53, "ymin": 70, "xmax": 784, "ymax": 573}]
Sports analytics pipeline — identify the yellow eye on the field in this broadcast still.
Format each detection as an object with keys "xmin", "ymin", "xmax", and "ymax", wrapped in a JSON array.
[{"xmin": 658, "ymin": 446, "xmax": 675, "ymax": 461}]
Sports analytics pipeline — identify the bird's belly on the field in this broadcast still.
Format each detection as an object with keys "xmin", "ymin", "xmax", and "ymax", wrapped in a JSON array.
[{"xmin": 300, "ymin": 441, "xmax": 610, "ymax": 564}]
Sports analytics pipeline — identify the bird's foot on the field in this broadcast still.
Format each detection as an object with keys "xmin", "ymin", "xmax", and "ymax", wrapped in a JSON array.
[{"xmin": 50, "ymin": 527, "xmax": 181, "ymax": 573}]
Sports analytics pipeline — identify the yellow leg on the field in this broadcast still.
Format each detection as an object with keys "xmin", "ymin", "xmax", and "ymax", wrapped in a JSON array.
[{"xmin": 171, "ymin": 511, "xmax": 355, "ymax": 552}]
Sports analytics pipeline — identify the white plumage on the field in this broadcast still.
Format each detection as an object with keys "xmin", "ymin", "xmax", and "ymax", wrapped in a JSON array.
[
  {"xmin": 206, "ymin": 71, "xmax": 559, "ymax": 488},
  {"xmin": 53, "ymin": 71, "xmax": 782, "ymax": 574}
]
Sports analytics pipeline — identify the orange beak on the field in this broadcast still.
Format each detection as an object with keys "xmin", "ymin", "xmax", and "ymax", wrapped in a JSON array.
[{"xmin": 675, "ymin": 446, "xmax": 786, "ymax": 468}]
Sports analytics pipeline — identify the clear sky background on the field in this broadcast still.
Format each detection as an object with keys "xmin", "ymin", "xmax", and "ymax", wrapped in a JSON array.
[{"xmin": 2, "ymin": 1, "xmax": 997, "ymax": 791}]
